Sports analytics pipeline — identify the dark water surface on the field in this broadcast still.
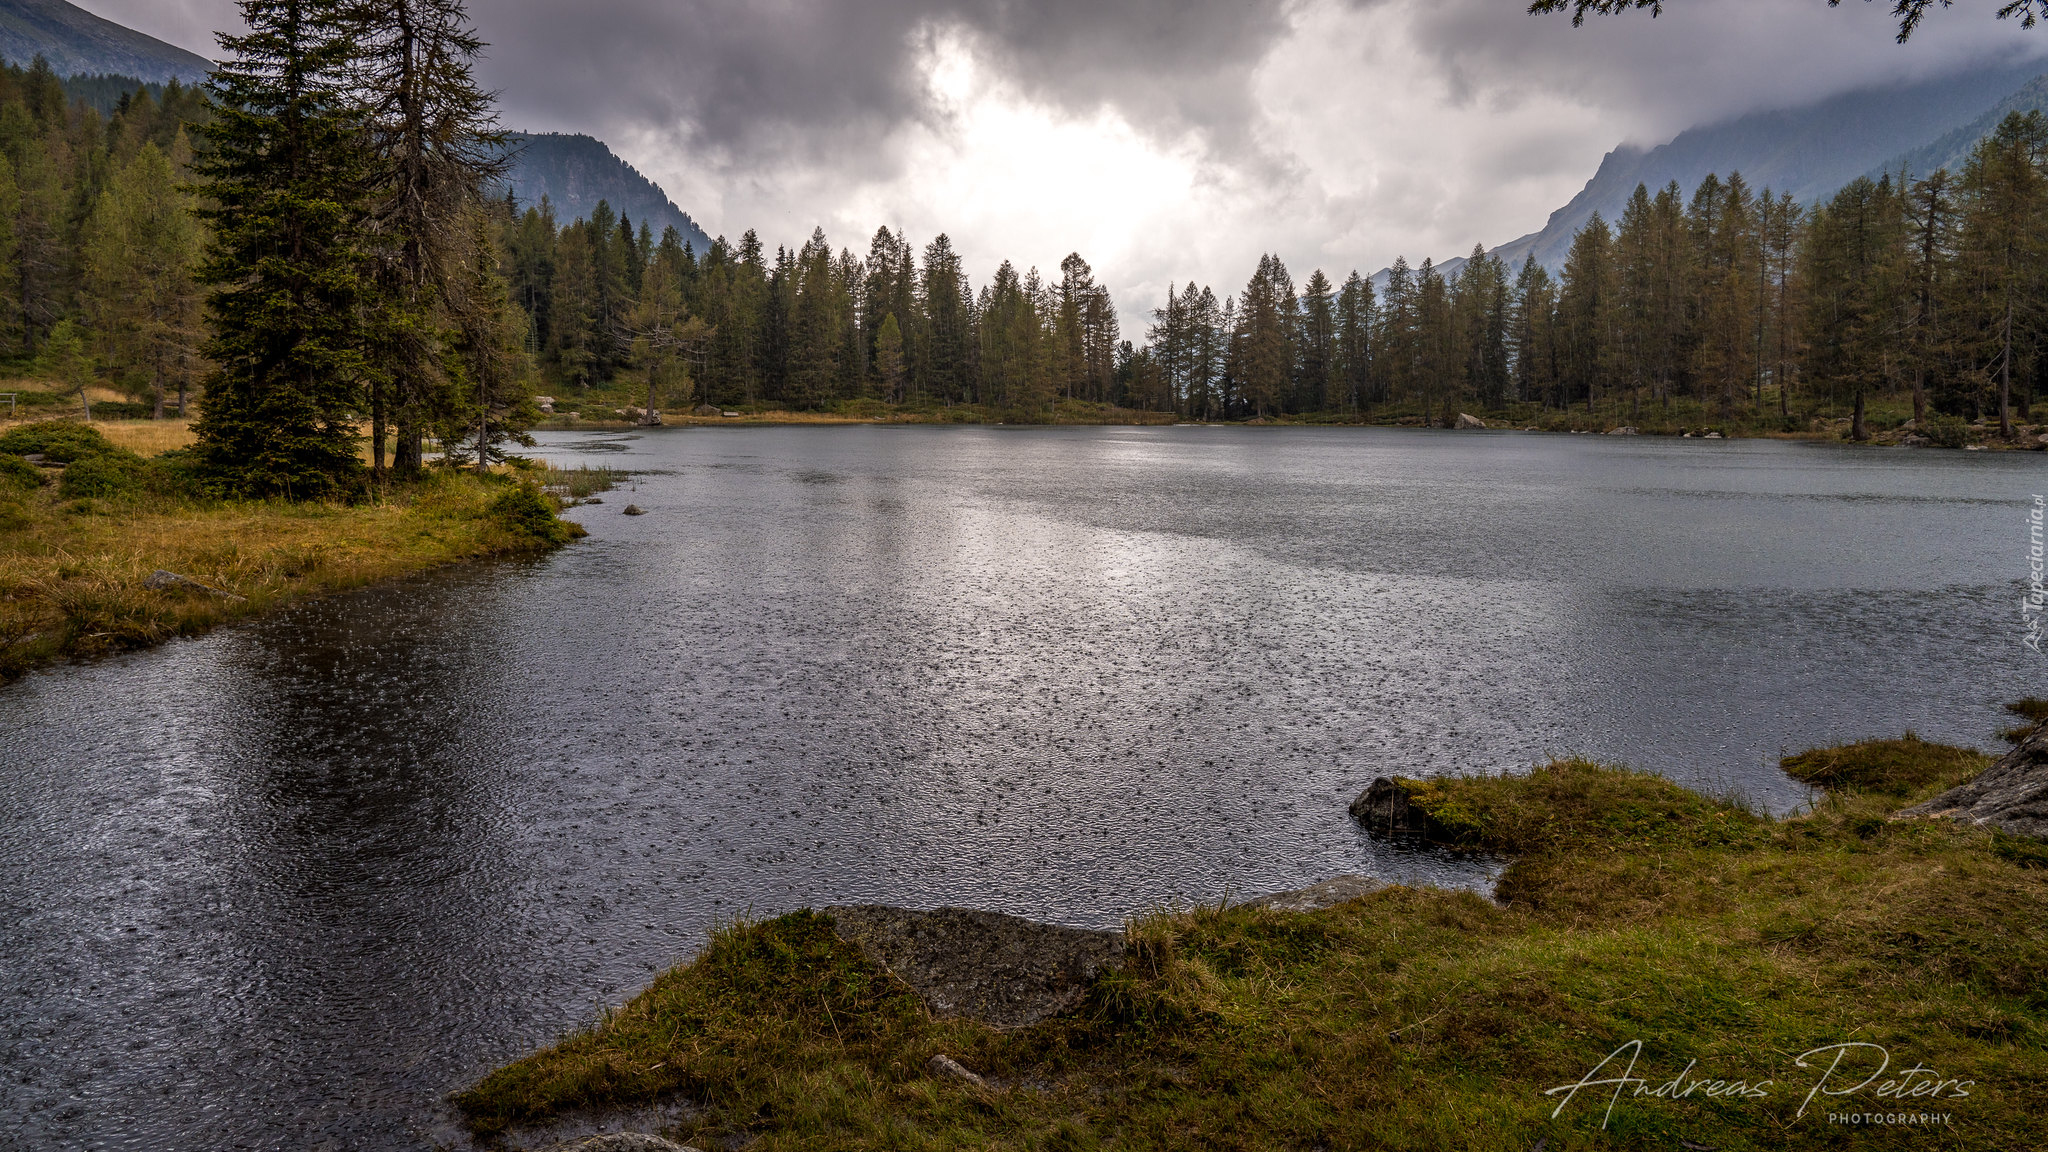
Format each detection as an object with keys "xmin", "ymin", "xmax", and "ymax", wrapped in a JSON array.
[{"xmin": 2, "ymin": 426, "xmax": 2040, "ymax": 1149}]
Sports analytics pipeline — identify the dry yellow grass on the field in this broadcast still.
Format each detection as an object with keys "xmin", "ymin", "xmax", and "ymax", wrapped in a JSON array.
[
  {"xmin": 91, "ymin": 419, "xmax": 199, "ymax": 455},
  {"xmin": 0, "ymin": 471, "xmax": 585, "ymax": 679}
]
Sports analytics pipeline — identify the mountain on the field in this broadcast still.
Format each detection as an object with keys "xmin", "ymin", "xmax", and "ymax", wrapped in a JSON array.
[
  {"xmin": 1384, "ymin": 57, "xmax": 2048, "ymax": 288},
  {"xmin": 1872, "ymin": 73, "xmax": 2048, "ymax": 184},
  {"xmin": 0, "ymin": 0, "xmax": 210, "ymax": 84},
  {"xmin": 501, "ymin": 133, "xmax": 714, "ymax": 253}
]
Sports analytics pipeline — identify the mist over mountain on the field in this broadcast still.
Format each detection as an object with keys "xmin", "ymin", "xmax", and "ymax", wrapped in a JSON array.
[
  {"xmin": 501, "ymin": 133, "xmax": 714, "ymax": 253},
  {"xmin": 0, "ymin": 0, "xmax": 208, "ymax": 84},
  {"xmin": 1385, "ymin": 57, "xmax": 2048, "ymax": 287}
]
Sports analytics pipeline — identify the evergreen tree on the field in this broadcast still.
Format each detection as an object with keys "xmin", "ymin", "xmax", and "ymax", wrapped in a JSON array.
[
  {"xmin": 192, "ymin": 0, "xmax": 371, "ymax": 498},
  {"xmin": 82, "ymin": 141, "xmax": 205, "ymax": 419}
]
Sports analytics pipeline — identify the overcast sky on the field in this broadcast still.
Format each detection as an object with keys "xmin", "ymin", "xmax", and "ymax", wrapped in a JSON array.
[{"xmin": 77, "ymin": 0, "xmax": 2048, "ymax": 325}]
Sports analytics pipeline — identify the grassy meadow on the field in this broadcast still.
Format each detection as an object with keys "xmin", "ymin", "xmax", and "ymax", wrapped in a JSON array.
[
  {"xmin": 0, "ymin": 418, "xmax": 607, "ymax": 680},
  {"xmin": 459, "ymin": 727, "xmax": 2048, "ymax": 1151}
]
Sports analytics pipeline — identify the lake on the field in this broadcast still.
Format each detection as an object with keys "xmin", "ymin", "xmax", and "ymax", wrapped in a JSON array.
[{"xmin": 1, "ymin": 425, "xmax": 2038, "ymax": 1148}]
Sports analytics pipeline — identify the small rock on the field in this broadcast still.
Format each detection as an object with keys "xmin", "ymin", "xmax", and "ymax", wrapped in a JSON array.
[
  {"xmin": 1241, "ymin": 875, "xmax": 1384, "ymax": 913},
  {"xmin": 540, "ymin": 1136, "xmax": 701, "ymax": 1152},
  {"xmin": 1897, "ymin": 719, "xmax": 2048, "ymax": 839},
  {"xmin": 1607, "ymin": 426, "xmax": 1639, "ymax": 435},
  {"xmin": 826, "ymin": 905, "xmax": 1123, "ymax": 1029},
  {"xmin": 142, "ymin": 569, "xmax": 248, "ymax": 602},
  {"xmin": 1901, "ymin": 434, "xmax": 1930, "ymax": 446},
  {"xmin": 622, "ymin": 504, "xmax": 645, "ymax": 515},
  {"xmin": 584, "ymin": 497, "xmax": 603, "ymax": 505},
  {"xmin": 1350, "ymin": 777, "xmax": 1432, "ymax": 835},
  {"xmin": 1704, "ymin": 432, "xmax": 1724, "ymax": 439},
  {"xmin": 1455, "ymin": 412, "xmax": 1486, "ymax": 429},
  {"xmin": 927, "ymin": 1054, "xmax": 986, "ymax": 1086},
  {"xmin": 22, "ymin": 452, "xmax": 48, "ymax": 464},
  {"xmin": 721, "ymin": 411, "xmax": 740, "ymax": 418}
]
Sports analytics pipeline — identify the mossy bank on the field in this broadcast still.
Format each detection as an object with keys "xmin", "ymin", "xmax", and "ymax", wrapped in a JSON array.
[
  {"xmin": 461, "ymin": 727, "xmax": 2048, "ymax": 1151},
  {"xmin": 0, "ymin": 420, "xmax": 596, "ymax": 681}
]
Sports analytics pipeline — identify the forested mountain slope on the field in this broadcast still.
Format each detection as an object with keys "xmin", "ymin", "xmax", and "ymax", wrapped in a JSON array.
[
  {"xmin": 0, "ymin": 0, "xmax": 210, "ymax": 84},
  {"xmin": 1387, "ymin": 57, "xmax": 2048, "ymax": 286},
  {"xmin": 1874, "ymin": 73, "xmax": 2048, "ymax": 184},
  {"xmin": 501, "ymin": 133, "xmax": 713, "ymax": 251}
]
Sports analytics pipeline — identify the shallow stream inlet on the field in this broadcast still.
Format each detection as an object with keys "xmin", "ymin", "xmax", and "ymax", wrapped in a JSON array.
[{"xmin": 2, "ymin": 425, "xmax": 2038, "ymax": 1149}]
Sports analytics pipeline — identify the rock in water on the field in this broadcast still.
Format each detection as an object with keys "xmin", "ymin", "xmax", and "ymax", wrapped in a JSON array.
[
  {"xmin": 1897, "ymin": 720, "xmax": 2048, "ymax": 840},
  {"xmin": 1455, "ymin": 412, "xmax": 1486, "ymax": 429},
  {"xmin": 825, "ymin": 906, "xmax": 1123, "ymax": 1029},
  {"xmin": 622, "ymin": 504, "xmax": 645, "ymax": 516},
  {"xmin": 927, "ymin": 1054, "xmax": 987, "ymax": 1086},
  {"xmin": 1241, "ymin": 875, "xmax": 1384, "ymax": 912},
  {"xmin": 1349, "ymin": 777, "xmax": 1432, "ymax": 834}
]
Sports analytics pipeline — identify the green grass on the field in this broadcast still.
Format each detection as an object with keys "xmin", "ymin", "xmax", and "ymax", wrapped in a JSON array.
[
  {"xmin": 459, "ymin": 737, "xmax": 2047, "ymax": 1150},
  {"xmin": 1780, "ymin": 733, "xmax": 1991, "ymax": 797}
]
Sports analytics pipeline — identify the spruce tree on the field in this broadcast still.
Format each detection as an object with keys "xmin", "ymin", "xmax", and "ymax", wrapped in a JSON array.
[{"xmin": 192, "ymin": 0, "xmax": 370, "ymax": 498}]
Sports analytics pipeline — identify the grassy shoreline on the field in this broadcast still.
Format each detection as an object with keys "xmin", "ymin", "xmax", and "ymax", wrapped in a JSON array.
[
  {"xmin": 459, "ymin": 732, "xmax": 2048, "ymax": 1150},
  {"xmin": 537, "ymin": 396, "xmax": 2043, "ymax": 449},
  {"xmin": 0, "ymin": 422, "xmax": 601, "ymax": 681}
]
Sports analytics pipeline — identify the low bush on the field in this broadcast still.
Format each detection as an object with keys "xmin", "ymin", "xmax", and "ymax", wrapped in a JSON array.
[
  {"xmin": 0, "ymin": 420, "xmax": 119, "ymax": 462},
  {"xmin": 57, "ymin": 452, "xmax": 145, "ymax": 499},
  {"xmin": 488, "ymin": 482, "xmax": 578, "ymax": 547},
  {"xmin": 1922, "ymin": 413, "xmax": 1971, "ymax": 448},
  {"xmin": 0, "ymin": 453, "xmax": 45, "ymax": 491}
]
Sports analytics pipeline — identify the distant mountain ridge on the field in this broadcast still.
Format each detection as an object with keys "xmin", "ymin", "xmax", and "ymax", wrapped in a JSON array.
[
  {"xmin": 501, "ymin": 133, "xmax": 714, "ymax": 253},
  {"xmin": 1871, "ymin": 73, "xmax": 2048, "ymax": 184},
  {"xmin": 1381, "ymin": 57, "xmax": 2048, "ymax": 288},
  {"xmin": 0, "ymin": 0, "xmax": 210, "ymax": 84}
]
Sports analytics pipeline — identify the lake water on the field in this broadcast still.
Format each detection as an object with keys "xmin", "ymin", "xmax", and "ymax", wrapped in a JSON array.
[{"xmin": 2, "ymin": 425, "xmax": 2040, "ymax": 1149}]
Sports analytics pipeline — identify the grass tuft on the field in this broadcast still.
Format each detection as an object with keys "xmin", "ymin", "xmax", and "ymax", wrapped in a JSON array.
[{"xmin": 1779, "ymin": 733, "xmax": 1989, "ymax": 796}]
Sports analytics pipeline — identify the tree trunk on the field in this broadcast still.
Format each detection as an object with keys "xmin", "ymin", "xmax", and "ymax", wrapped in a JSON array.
[
  {"xmin": 1852, "ymin": 390, "xmax": 1868, "ymax": 442},
  {"xmin": 2002, "ymin": 299, "xmax": 2016, "ymax": 439},
  {"xmin": 151, "ymin": 364, "xmax": 164, "ymax": 421}
]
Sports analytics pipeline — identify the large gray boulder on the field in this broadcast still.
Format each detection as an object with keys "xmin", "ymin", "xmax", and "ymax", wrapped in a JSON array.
[
  {"xmin": 825, "ymin": 905, "xmax": 1123, "ymax": 1029},
  {"xmin": 1455, "ymin": 412, "xmax": 1486, "ymax": 429},
  {"xmin": 1239, "ymin": 874, "xmax": 1384, "ymax": 912},
  {"xmin": 1897, "ymin": 720, "xmax": 2048, "ymax": 839}
]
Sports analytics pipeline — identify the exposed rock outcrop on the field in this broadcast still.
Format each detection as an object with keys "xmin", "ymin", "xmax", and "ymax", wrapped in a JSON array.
[
  {"xmin": 927, "ymin": 1054, "xmax": 986, "ymax": 1086},
  {"xmin": 540, "ymin": 1136, "xmax": 700, "ymax": 1152},
  {"xmin": 1240, "ymin": 874, "xmax": 1385, "ymax": 912},
  {"xmin": 142, "ymin": 569, "xmax": 247, "ymax": 602},
  {"xmin": 691, "ymin": 404, "xmax": 720, "ymax": 416},
  {"xmin": 1349, "ymin": 777, "xmax": 1434, "ymax": 835},
  {"xmin": 825, "ymin": 905, "xmax": 1123, "ymax": 1029},
  {"xmin": 1897, "ymin": 720, "xmax": 2048, "ymax": 840},
  {"xmin": 1455, "ymin": 413, "xmax": 1486, "ymax": 429}
]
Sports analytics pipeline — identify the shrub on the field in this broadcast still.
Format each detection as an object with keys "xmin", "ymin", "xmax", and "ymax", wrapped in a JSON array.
[
  {"xmin": 0, "ymin": 454, "xmax": 45, "ymax": 492},
  {"xmin": 0, "ymin": 420, "xmax": 118, "ymax": 462},
  {"xmin": 58, "ymin": 452, "xmax": 145, "ymax": 499},
  {"xmin": 1922, "ymin": 414, "xmax": 1970, "ymax": 448},
  {"xmin": 487, "ymin": 483, "xmax": 574, "ymax": 547}
]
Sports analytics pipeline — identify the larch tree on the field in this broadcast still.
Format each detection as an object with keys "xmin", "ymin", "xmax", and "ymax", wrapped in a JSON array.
[{"xmin": 82, "ymin": 141, "xmax": 205, "ymax": 420}]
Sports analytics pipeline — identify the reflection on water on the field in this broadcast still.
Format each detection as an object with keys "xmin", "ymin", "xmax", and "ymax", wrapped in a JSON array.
[{"xmin": 1, "ymin": 425, "xmax": 2038, "ymax": 1149}]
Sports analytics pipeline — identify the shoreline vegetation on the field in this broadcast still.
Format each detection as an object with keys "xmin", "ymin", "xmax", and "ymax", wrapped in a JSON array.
[
  {"xmin": 458, "ymin": 716, "xmax": 2048, "ymax": 1151},
  {"xmin": 532, "ymin": 394, "xmax": 2041, "ymax": 447},
  {"xmin": 0, "ymin": 418, "xmax": 605, "ymax": 682}
]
